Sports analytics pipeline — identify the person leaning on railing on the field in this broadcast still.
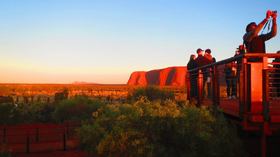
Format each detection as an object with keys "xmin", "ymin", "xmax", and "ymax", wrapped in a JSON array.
[
  {"xmin": 243, "ymin": 10, "xmax": 277, "ymax": 54},
  {"xmin": 224, "ymin": 62, "xmax": 237, "ymax": 99},
  {"xmin": 234, "ymin": 45, "xmax": 245, "ymax": 79}
]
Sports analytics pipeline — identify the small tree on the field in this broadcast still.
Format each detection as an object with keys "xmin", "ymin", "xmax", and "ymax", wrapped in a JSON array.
[
  {"xmin": 128, "ymin": 86, "xmax": 175, "ymax": 102},
  {"xmin": 54, "ymin": 89, "xmax": 69, "ymax": 102},
  {"xmin": 78, "ymin": 99, "xmax": 246, "ymax": 157},
  {"xmin": 53, "ymin": 95, "xmax": 104, "ymax": 122}
]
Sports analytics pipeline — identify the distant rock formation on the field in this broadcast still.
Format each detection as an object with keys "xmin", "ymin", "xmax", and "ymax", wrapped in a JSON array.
[{"xmin": 127, "ymin": 66, "xmax": 187, "ymax": 86}]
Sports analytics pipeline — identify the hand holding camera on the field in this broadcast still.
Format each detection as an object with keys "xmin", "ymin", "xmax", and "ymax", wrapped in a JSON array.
[
  {"xmin": 267, "ymin": 10, "xmax": 277, "ymax": 19},
  {"xmin": 271, "ymin": 11, "xmax": 277, "ymax": 19}
]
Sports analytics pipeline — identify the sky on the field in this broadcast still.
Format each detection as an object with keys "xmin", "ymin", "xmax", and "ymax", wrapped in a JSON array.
[{"xmin": 0, "ymin": 0, "xmax": 279, "ymax": 84}]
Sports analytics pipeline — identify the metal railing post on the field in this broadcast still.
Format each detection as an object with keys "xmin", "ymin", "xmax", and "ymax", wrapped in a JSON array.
[
  {"xmin": 197, "ymin": 70, "xmax": 203, "ymax": 106},
  {"xmin": 3, "ymin": 127, "xmax": 6, "ymax": 143},
  {"xmin": 212, "ymin": 65, "xmax": 220, "ymax": 107},
  {"xmin": 36, "ymin": 128, "xmax": 39, "ymax": 142},
  {"xmin": 212, "ymin": 66, "xmax": 217, "ymax": 106},
  {"xmin": 262, "ymin": 69, "xmax": 270, "ymax": 123},
  {"xmin": 26, "ymin": 132, "xmax": 30, "ymax": 153},
  {"xmin": 63, "ymin": 128, "xmax": 67, "ymax": 151}
]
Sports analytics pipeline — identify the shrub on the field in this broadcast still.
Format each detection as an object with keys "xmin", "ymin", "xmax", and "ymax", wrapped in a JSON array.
[
  {"xmin": 54, "ymin": 89, "xmax": 69, "ymax": 102},
  {"xmin": 0, "ymin": 95, "xmax": 105, "ymax": 124},
  {"xmin": 128, "ymin": 86, "xmax": 175, "ymax": 102},
  {"xmin": 13, "ymin": 102, "xmax": 55, "ymax": 123},
  {"xmin": 53, "ymin": 95, "xmax": 104, "ymax": 122},
  {"xmin": 0, "ymin": 103, "xmax": 18, "ymax": 125},
  {"xmin": 78, "ymin": 99, "xmax": 245, "ymax": 157}
]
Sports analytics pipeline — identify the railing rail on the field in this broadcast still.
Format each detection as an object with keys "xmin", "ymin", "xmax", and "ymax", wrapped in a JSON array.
[
  {"xmin": 186, "ymin": 53, "xmax": 280, "ymax": 121},
  {"xmin": 0, "ymin": 122, "xmax": 80, "ymax": 153}
]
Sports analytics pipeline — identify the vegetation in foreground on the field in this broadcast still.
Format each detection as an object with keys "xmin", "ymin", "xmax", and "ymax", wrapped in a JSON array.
[
  {"xmin": 0, "ymin": 87, "xmax": 246, "ymax": 156},
  {"xmin": 0, "ymin": 95, "xmax": 104, "ymax": 124},
  {"xmin": 128, "ymin": 86, "xmax": 175, "ymax": 102},
  {"xmin": 78, "ymin": 87, "xmax": 245, "ymax": 157}
]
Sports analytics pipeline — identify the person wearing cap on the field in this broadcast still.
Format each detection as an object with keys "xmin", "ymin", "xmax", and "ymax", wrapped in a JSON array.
[
  {"xmin": 195, "ymin": 48, "xmax": 212, "ymax": 99},
  {"xmin": 204, "ymin": 49, "xmax": 215, "ymax": 98},
  {"xmin": 243, "ymin": 10, "xmax": 277, "ymax": 53},
  {"xmin": 195, "ymin": 48, "xmax": 212, "ymax": 67},
  {"xmin": 204, "ymin": 49, "xmax": 215, "ymax": 63}
]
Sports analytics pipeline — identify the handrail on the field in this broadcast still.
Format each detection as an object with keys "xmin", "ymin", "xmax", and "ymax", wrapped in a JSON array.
[
  {"xmin": 186, "ymin": 52, "xmax": 280, "ymax": 157},
  {"xmin": 0, "ymin": 122, "xmax": 81, "ymax": 153},
  {"xmin": 188, "ymin": 55, "xmax": 243, "ymax": 74},
  {"xmin": 187, "ymin": 53, "xmax": 280, "ymax": 74}
]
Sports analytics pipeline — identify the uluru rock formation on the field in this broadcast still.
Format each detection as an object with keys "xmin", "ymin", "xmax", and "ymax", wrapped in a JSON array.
[{"xmin": 127, "ymin": 66, "xmax": 187, "ymax": 86}]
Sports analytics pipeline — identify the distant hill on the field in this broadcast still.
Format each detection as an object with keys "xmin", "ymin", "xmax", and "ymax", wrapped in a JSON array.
[
  {"xmin": 127, "ymin": 66, "xmax": 187, "ymax": 86},
  {"xmin": 72, "ymin": 81, "xmax": 99, "ymax": 85}
]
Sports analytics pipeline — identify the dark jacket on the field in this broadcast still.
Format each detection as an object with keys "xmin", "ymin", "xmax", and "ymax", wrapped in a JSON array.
[
  {"xmin": 195, "ymin": 55, "xmax": 212, "ymax": 68},
  {"xmin": 187, "ymin": 59, "xmax": 198, "ymax": 76},
  {"xmin": 224, "ymin": 63, "xmax": 237, "ymax": 79}
]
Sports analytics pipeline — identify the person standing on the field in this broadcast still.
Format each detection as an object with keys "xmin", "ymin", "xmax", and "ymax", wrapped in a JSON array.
[
  {"xmin": 235, "ymin": 45, "xmax": 245, "ymax": 79},
  {"xmin": 195, "ymin": 48, "xmax": 213, "ymax": 99},
  {"xmin": 204, "ymin": 49, "xmax": 214, "ymax": 63},
  {"xmin": 204, "ymin": 49, "xmax": 215, "ymax": 98},
  {"xmin": 187, "ymin": 54, "xmax": 198, "ymax": 101},
  {"xmin": 243, "ymin": 10, "xmax": 277, "ymax": 54},
  {"xmin": 224, "ymin": 62, "xmax": 237, "ymax": 99}
]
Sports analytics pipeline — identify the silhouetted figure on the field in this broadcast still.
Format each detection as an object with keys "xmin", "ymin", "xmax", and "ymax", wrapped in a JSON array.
[
  {"xmin": 204, "ymin": 49, "xmax": 214, "ymax": 63},
  {"xmin": 224, "ymin": 62, "xmax": 237, "ymax": 99},
  {"xmin": 187, "ymin": 54, "xmax": 198, "ymax": 100},
  {"xmin": 272, "ymin": 51, "xmax": 280, "ymax": 97},
  {"xmin": 195, "ymin": 48, "xmax": 212, "ymax": 67},
  {"xmin": 195, "ymin": 48, "xmax": 212, "ymax": 99},
  {"xmin": 235, "ymin": 45, "xmax": 245, "ymax": 79},
  {"xmin": 243, "ymin": 10, "xmax": 277, "ymax": 54},
  {"xmin": 205, "ymin": 49, "xmax": 215, "ymax": 98}
]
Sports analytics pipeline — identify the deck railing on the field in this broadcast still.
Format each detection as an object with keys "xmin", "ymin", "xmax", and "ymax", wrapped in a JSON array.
[{"xmin": 187, "ymin": 53, "xmax": 280, "ymax": 128}]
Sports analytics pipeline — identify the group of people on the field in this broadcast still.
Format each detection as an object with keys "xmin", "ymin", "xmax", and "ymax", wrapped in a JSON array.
[
  {"xmin": 187, "ymin": 10, "xmax": 279, "ymax": 102},
  {"xmin": 187, "ymin": 48, "xmax": 216, "ymax": 101}
]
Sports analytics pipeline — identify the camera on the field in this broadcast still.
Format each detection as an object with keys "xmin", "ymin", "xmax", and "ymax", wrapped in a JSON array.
[
  {"xmin": 268, "ymin": 10, "xmax": 277, "ymax": 18},
  {"xmin": 272, "ymin": 10, "xmax": 277, "ymax": 16}
]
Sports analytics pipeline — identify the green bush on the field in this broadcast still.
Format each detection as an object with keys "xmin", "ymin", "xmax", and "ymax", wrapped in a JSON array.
[
  {"xmin": 78, "ymin": 99, "xmax": 245, "ymax": 157},
  {"xmin": 0, "ymin": 102, "xmax": 57, "ymax": 124},
  {"xmin": 0, "ymin": 95, "xmax": 105, "ymax": 124},
  {"xmin": 128, "ymin": 86, "xmax": 175, "ymax": 102},
  {"xmin": 0, "ymin": 103, "xmax": 18, "ymax": 125},
  {"xmin": 53, "ymin": 95, "xmax": 104, "ymax": 122},
  {"xmin": 14, "ymin": 102, "xmax": 55, "ymax": 123}
]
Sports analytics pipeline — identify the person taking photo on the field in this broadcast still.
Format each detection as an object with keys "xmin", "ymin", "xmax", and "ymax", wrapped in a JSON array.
[{"xmin": 243, "ymin": 10, "xmax": 277, "ymax": 53}]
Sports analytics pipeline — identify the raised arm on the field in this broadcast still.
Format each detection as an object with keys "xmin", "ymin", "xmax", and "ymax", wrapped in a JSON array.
[
  {"xmin": 261, "ymin": 12, "xmax": 277, "ymax": 41},
  {"xmin": 243, "ymin": 11, "xmax": 272, "ymax": 42},
  {"xmin": 243, "ymin": 18, "xmax": 269, "ymax": 42}
]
